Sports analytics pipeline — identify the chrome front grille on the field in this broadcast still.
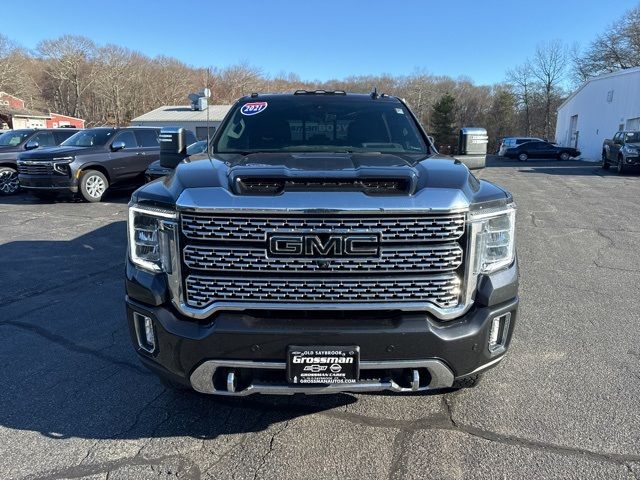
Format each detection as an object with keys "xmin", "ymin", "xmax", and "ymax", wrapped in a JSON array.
[
  {"xmin": 178, "ymin": 211, "xmax": 467, "ymax": 313},
  {"xmin": 185, "ymin": 275, "xmax": 461, "ymax": 308},
  {"xmin": 183, "ymin": 243, "xmax": 463, "ymax": 273},
  {"xmin": 18, "ymin": 162, "xmax": 53, "ymax": 175},
  {"xmin": 181, "ymin": 212, "xmax": 465, "ymax": 243}
]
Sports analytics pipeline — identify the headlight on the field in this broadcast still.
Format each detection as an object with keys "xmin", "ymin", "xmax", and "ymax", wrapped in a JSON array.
[
  {"xmin": 128, "ymin": 205, "xmax": 177, "ymax": 272},
  {"xmin": 624, "ymin": 145, "xmax": 639, "ymax": 155},
  {"xmin": 471, "ymin": 205, "xmax": 516, "ymax": 275},
  {"xmin": 52, "ymin": 156, "xmax": 74, "ymax": 175}
]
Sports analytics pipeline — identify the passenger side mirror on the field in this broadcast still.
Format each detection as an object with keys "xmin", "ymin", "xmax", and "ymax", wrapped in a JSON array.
[
  {"xmin": 25, "ymin": 140, "xmax": 39, "ymax": 150},
  {"xmin": 111, "ymin": 140, "xmax": 126, "ymax": 151}
]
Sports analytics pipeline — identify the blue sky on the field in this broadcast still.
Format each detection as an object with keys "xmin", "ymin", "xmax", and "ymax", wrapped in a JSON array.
[{"xmin": 3, "ymin": 0, "xmax": 637, "ymax": 85}]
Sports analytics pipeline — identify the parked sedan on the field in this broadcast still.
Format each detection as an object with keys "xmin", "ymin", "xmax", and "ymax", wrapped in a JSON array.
[{"xmin": 504, "ymin": 141, "xmax": 580, "ymax": 162}]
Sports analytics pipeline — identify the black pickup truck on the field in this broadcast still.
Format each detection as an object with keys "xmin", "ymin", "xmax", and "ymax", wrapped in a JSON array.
[
  {"xmin": 18, "ymin": 126, "xmax": 160, "ymax": 202},
  {"xmin": 125, "ymin": 92, "xmax": 518, "ymax": 395},
  {"xmin": 602, "ymin": 131, "xmax": 640, "ymax": 174},
  {"xmin": 0, "ymin": 128, "xmax": 79, "ymax": 195}
]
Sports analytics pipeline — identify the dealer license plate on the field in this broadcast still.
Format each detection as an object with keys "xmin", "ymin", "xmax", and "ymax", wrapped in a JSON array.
[{"xmin": 287, "ymin": 346, "xmax": 360, "ymax": 385}]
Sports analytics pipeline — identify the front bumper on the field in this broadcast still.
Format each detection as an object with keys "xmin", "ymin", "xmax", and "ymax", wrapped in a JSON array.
[
  {"xmin": 18, "ymin": 174, "xmax": 78, "ymax": 192},
  {"xmin": 126, "ymin": 257, "xmax": 519, "ymax": 395},
  {"xmin": 623, "ymin": 154, "xmax": 640, "ymax": 166}
]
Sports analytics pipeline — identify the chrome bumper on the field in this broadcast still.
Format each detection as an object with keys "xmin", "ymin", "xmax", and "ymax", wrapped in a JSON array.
[{"xmin": 189, "ymin": 359, "xmax": 462, "ymax": 396}]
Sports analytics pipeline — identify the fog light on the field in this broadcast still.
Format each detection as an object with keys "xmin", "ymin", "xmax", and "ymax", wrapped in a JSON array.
[
  {"xmin": 488, "ymin": 312, "xmax": 511, "ymax": 353},
  {"xmin": 134, "ymin": 312, "xmax": 155, "ymax": 353}
]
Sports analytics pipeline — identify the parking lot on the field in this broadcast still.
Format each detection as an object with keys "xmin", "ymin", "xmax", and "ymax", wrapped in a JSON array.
[{"xmin": 1, "ymin": 156, "xmax": 639, "ymax": 480}]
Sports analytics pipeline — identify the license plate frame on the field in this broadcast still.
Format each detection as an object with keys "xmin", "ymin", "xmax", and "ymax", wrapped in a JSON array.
[{"xmin": 287, "ymin": 346, "xmax": 360, "ymax": 385}]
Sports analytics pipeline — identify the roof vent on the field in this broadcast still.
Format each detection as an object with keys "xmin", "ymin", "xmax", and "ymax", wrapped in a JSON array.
[{"xmin": 188, "ymin": 89, "xmax": 211, "ymax": 111}]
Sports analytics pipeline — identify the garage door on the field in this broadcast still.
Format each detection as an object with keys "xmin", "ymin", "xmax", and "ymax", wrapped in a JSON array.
[{"xmin": 626, "ymin": 117, "xmax": 640, "ymax": 130}]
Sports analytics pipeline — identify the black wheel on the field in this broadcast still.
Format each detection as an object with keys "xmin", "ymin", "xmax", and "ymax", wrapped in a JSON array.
[
  {"xmin": 451, "ymin": 373, "xmax": 483, "ymax": 389},
  {"xmin": 559, "ymin": 152, "xmax": 570, "ymax": 161},
  {"xmin": 601, "ymin": 151, "xmax": 609, "ymax": 169},
  {"xmin": 617, "ymin": 156, "xmax": 626, "ymax": 175},
  {"xmin": 0, "ymin": 166, "xmax": 19, "ymax": 195},
  {"xmin": 31, "ymin": 191, "xmax": 59, "ymax": 201},
  {"xmin": 79, "ymin": 170, "xmax": 108, "ymax": 202},
  {"xmin": 518, "ymin": 153, "xmax": 528, "ymax": 162}
]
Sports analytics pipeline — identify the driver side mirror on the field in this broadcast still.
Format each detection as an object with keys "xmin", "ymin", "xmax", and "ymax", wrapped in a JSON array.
[
  {"xmin": 25, "ymin": 140, "xmax": 39, "ymax": 150},
  {"xmin": 111, "ymin": 140, "xmax": 126, "ymax": 151}
]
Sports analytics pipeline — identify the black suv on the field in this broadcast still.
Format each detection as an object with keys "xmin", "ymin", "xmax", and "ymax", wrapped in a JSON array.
[
  {"xmin": 18, "ymin": 127, "xmax": 161, "ymax": 202},
  {"xmin": 0, "ymin": 128, "xmax": 80, "ymax": 195},
  {"xmin": 126, "ymin": 92, "xmax": 518, "ymax": 396}
]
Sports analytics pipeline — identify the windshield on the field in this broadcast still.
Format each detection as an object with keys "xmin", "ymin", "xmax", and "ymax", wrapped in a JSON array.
[
  {"xmin": 61, "ymin": 128, "xmax": 115, "ymax": 147},
  {"xmin": 0, "ymin": 130, "xmax": 31, "ymax": 147},
  {"xmin": 215, "ymin": 96, "xmax": 428, "ymax": 154}
]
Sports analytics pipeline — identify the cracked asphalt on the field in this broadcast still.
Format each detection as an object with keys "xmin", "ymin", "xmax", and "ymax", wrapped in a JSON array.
[{"xmin": 0, "ymin": 157, "xmax": 639, "ymax": 479}]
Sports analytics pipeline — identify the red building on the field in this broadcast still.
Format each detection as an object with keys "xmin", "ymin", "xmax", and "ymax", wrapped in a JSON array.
[
  {"xmin": 46, "ymin": 113, "xmax": 85, "ymax": 129},
  {"xmin": 0, "ymin": 92, "xmax": 85, "ymax": 130},
  {"xmin": 0, "ymin": 92, "xmax": 26, "ymax": 110}
]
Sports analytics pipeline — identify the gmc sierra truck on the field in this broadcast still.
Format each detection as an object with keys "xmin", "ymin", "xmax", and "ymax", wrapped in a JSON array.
[
  {"xmin": 126, "ymin": 91, "xmax": 518, "ymax": 395},
  {"xmin": 602, "ymin": 131, "xmax": 640, "ymax": 174}
]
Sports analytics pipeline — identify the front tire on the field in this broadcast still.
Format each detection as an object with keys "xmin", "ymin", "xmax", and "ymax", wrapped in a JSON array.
[
  {"xmin": 617, "ymin": 156, "xmax": 626, "ymax": 175},
  {"xmin": 559, "ymin": 152, "xmax": 570, "ymax": 161},
  {"xmin": 79, "ymin": 170, "xmax": 108, "ymax": 202},
  {"xmin": 602, "ymin": 151, "xmax": 610, "ymax": 169},
  {"xmin": 518, "ymin": 153, "xmax": 528, "ymax": 162},
  {"xmin": 0, "ymin": 167, "xmax": 20, "ymax": 195}
]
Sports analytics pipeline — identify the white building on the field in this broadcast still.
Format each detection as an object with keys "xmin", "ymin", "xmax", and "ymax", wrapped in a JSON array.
[
  {"xmin": 131, "ymin": 104, "xmax": 231, "ymax": 140},
  {"xmin": 555, "ymin": 67, "xmax": 640, "ymax": 161}
]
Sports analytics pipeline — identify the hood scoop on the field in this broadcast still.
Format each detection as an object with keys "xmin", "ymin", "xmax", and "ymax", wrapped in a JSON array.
[
  {"xmin": 228, "ymin": 158, "xmax": 419, "ymax": 196},
  {"xmin": 235, "ymin": 176, "xmax": 413, "ymax": 195}
]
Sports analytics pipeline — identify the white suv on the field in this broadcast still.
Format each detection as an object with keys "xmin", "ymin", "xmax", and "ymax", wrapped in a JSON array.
[{"xmin": 499, "ymin": 137, "xmax": 543, "ymax": 156}]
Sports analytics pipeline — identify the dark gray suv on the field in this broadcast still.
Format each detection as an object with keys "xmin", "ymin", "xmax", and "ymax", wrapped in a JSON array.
[
  {"xmin": 0, "ymin": 128, "xmax": 80, "ymax": 195},
  {"xmin": 18, "ymin": 127, "xmax": 160, "ymax": 202}
]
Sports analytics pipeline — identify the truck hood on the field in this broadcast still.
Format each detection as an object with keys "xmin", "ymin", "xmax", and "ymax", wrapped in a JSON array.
[{"xmin": 134, "ymin": 152, "xmax": 511, "ymax": 212}]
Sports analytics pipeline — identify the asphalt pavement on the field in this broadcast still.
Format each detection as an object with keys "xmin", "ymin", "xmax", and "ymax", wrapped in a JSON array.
[{"xmin": 0, "ymin": 157, "xmax": 639, "ymax": 479}]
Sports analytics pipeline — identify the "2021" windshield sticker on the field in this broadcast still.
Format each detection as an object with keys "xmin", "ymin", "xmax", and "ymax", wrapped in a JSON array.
[{"xmin": 241, "ymin": 102, "xmax": 268, "ymax": 116}]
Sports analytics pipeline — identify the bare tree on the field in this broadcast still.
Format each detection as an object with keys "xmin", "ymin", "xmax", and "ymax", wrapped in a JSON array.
[
  {"xmin": 507, "ymin": 62, "xmax": 535, "ymax": 136},
  {"xmin": 573, "ymin": 5, "xmax": 640, "ymax": 79},
  {"xmin": 212, "ymin": 62, "xmax": 265, "ymax": 102},
  {"xmin": 0, "ymin": 34, "xmax": 20, "ymax": 91},
  {"xmin": 94, "ymin": 45, "xmax": 139, "ymax": 125},
  {"xmin": 36, "ymin": 35, "xmax": 97, "ymax": 117},
  {"xmin": 531, "ymin": 40, "xmax": 567, "ymax": 139}
]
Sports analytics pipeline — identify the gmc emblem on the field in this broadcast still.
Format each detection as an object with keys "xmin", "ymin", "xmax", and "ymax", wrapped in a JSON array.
[{"xmin": 267, "ymin": 233, "xmax": 380, "ymax": 258}]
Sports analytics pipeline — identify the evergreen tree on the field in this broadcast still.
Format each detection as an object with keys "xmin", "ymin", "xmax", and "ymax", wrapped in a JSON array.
[{"xmin": 431, "ymin": 94, "xmax": 457, "ymax": 152}]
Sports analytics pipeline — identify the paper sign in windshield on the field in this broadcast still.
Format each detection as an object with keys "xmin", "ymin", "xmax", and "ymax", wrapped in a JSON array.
[{"xmin": 241, "ymin": 102, "xmax": 268, "ymax": 116}]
